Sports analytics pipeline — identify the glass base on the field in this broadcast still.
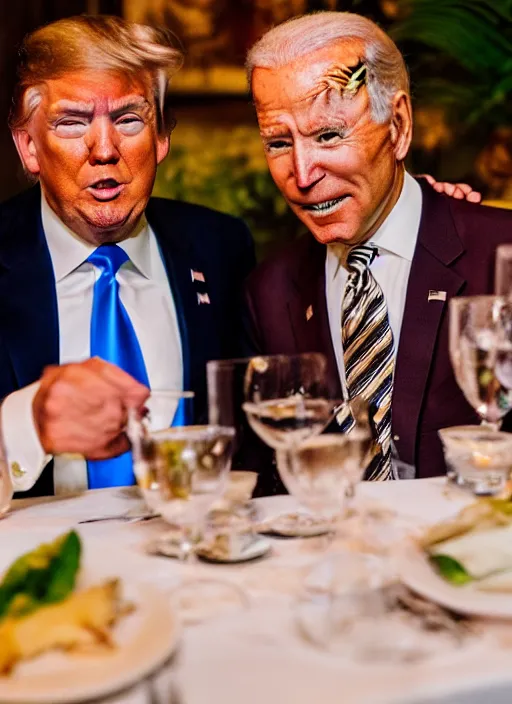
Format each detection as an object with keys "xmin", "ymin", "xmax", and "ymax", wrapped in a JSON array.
[
  {"xmin": 169, "ymin": 578, "xmax": 249, "ymax": 624},
  {"xmin": 447, "ymin": 468, "xmax": 509, "ymax": 496}
]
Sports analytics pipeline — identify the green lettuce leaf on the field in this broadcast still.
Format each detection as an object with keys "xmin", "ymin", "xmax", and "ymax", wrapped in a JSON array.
[
  {"xmin": 0, "ymin": 530, "xmax": 81, "ymax": 619},
  {"xmin": 429, "ymin": 554, "xmax": 473, "ymax": 585}
]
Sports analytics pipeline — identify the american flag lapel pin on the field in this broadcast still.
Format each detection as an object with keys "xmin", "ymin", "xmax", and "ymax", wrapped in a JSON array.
[
  {"xmin": 306, "ymin": 305, "xmax": 314, "ymax": 321},
  {"xmin": 191, "ymin": 269, "xmax": 206, "ymax": 283},
  {"xmin": 197, "ymin": 292, "xmax": 211, "ymax": 305},
  {"xmin": 427, "ymin": 290, "xmax": 447, "ymax": 302}
]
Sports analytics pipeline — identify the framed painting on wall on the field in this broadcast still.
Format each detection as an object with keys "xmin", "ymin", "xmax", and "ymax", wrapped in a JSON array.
[{"xmin": 123, "ymin": 0, "xmax": 313, "ymax": 94}]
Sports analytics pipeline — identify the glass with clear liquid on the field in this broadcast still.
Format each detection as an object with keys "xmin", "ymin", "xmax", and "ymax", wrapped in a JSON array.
[{"xmin": 242, "ymin": 396, "xmax": 337, "ymax": 451}]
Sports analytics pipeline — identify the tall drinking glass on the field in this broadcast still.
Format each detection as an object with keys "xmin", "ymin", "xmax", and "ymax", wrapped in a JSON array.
[{"xmin": 495, "ymin": 244, "xmax": 512, "ymax": 297}]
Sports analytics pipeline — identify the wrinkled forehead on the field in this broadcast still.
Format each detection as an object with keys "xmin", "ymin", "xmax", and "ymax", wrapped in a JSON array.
[
  {"xmin": 253, "ymin": 41, "xmax": 369, "ymax": 133},
  {"xmin": 33, "ymin": 68, "xmax": 155, "ymax": 115}
]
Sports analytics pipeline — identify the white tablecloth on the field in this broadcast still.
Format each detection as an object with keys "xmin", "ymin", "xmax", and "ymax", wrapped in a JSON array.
[{"xmin": 2, "ymin": 478, "xmax": 512, "ymax": 704}]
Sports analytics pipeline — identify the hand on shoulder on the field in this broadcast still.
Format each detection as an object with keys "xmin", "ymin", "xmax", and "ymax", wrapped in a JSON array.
[{"xmin": 421, "ymin": 174, "xmax": 482, "ymax": 203}]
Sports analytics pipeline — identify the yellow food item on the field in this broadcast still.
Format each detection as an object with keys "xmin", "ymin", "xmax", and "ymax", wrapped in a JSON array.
[{"xmin": 0, "ymin": 579, "xmax": 131, "ymax": 675}]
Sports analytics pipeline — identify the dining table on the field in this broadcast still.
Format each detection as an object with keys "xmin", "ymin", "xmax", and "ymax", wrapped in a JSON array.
[{"xmin": 3, "ymin": 477, "xmax": 512, "ymax": 704}]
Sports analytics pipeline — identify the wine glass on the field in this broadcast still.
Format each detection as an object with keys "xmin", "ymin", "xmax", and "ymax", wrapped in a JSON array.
[
  {"xmin": 495, "ymin": 244, "xmax": 512, "ymax": 297},
  {"xmin": 449, "ymin": 295, "xmax": 512, "ymax": 429},
  {"xmin": 128, "ymin": 390, "xmax": 234, "ymax": 557},
  {"xmin": 285, "ymin": 401, "xmax": 429, "ymax": 662},
  {"xmin": 274, "ymin": 396, "xmax": 375, "ymax": 523},
  {"xmin": 128, "ymin": 392, "xmax": 247, "ymax": 622},
  {"xmin": 241, "ymin": 353, "xmax": 339, "ymax": 452}
]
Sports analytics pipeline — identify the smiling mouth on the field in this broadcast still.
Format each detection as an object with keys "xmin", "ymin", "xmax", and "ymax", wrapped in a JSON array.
[
  {"xmin": 87, "ymin": 179, "xmax": 124, "ymax": 202},
  {"xmin": 301, "ymin": 196, "xmax": 348, "ymax": 216}
]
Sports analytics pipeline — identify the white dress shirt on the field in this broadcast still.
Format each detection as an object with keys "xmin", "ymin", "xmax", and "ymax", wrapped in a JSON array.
[
  {"xmin": 325, "ymin": 172, "xmax": 423, "ymax": 397},
  {"xmin": 2, "ymin": 195, "xmax": 183, "ymax": 494}
]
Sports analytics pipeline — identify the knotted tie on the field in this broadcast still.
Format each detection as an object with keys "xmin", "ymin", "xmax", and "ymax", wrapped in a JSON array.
[
  {"xmin": 86, "ymin": 244, "xmax": 149, "ymax": 489},
  {"xmin": 340, "ymin": 244, "xmax": 394, "ymax": 480}
]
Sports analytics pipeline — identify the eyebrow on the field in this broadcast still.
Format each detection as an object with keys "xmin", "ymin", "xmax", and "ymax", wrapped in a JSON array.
[
  {"xmin": 50, "ymin": 96, "xmax": 151, "ymax": 119},
  {"xmin": 261, "ymin": 121, "xmax": 347, "ymax": 140}
]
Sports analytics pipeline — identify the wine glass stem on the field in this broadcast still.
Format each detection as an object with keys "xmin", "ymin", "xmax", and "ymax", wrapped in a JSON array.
[
  {"xmin": 481, "ymin": 419, "xmax": 502, "ymax": 432},
  {"xmin": 179, "ymin": 525, "xmax": 200, "ymax": 564}
]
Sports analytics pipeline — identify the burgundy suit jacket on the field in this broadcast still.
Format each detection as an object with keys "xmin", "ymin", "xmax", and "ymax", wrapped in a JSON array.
[{"xmin": 244, "ymin": 180, "xmax": 512, "ymax": 479}]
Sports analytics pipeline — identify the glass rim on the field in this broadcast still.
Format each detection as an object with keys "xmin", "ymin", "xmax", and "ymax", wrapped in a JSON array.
[
  {"xmin": 149, "ymin": 424, "xmax": 236, "ymax": 440},
  {"xmin": 147, "ymin": 390, "xmax": 195, "ymax": 398},
  {"xmin": 450, "ymin": 294, "xmax": 508, "ymax": 308},
  {"xmin": 206, "ymin": 353, "xmax": 328, "ymax": 369}
]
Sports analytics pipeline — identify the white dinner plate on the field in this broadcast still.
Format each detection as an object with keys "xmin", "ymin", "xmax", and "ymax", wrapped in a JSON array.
[
  {"xmin": 397, "ymin": 542, "xmax": 512, "ymax": 619},
  {"xmin": 0, "ymin": 581, "xmax": 180, "ymax": 704}
]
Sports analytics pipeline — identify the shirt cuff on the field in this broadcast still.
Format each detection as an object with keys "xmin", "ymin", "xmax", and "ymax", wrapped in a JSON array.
[{"xmin": 1, "ymin": 382, "xmax": 52, "ymax": 492}]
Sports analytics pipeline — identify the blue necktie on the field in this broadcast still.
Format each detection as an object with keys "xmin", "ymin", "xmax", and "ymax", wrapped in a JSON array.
[{"xmin": 86, "ymin": 245, "xmax": 149, "ymax": 489}]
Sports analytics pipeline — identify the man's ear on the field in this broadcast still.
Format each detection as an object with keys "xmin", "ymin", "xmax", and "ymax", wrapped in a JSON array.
[
  {"xmin": 389, "ymin": 91, "xmax": 412, "ymax": 162},
  {"xmin": 12, "ymin": 129, "xmax": 41, "ymax": 176},
  {"xmin": 156, "ymin": 134, "xmax": 169, "ymax": 165}
]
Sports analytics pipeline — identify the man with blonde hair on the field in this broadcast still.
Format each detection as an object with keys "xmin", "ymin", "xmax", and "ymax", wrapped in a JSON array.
[
  {"xmin": 243, "ymin": 12, "xmax": 512, "ymax": 481},
  {"xmin": 0, "ymin": 15, "xmax": 254, "ymax": 495}
]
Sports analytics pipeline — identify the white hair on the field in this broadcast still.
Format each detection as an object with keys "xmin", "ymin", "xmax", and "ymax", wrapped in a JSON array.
[{"xmin": 246, "ymin": 12, "xmax": 409, "ymax": 123}]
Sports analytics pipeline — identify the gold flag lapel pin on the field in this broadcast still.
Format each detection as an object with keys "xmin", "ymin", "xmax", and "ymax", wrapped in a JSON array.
[
  {"xmin": 306, "ymin": 305, "xmax": 314, "ymax": 321},
  {"xmin": 427, "ymin": 290, "xmax": 447, "ymax": 302}
]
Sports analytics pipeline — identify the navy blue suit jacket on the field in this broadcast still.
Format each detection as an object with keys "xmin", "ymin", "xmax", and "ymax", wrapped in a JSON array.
[{"xmin": 0, "ymin": 186, "xmax": 256, "ymax": 496}]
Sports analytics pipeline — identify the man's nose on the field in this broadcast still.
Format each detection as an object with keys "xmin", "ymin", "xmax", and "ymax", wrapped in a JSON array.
[
  {"xmin": 86, "ymin": 120, "xmax": 120, "ymax": 165},
  {"xmin": 292, "ymin": 144, "xmax": 324, "ymax": 190}
]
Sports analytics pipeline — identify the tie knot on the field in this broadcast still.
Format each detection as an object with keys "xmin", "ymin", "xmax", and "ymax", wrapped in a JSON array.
[
  {"xmin": 87, "ymin": 244, "xmax": 129, "ymax": 277},
  {"xmin": 347, "ymin": 244, "xmax": 377, "ymax": 273}
]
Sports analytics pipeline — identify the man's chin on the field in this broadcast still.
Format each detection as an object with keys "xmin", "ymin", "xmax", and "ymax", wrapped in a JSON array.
[
  {"xmin": 79, "ymin": 207, "xmax": 138, "ymax": 243},
  {"xmin": 308, "ymin": 223, "xmax": 362, "ymax": 247}
]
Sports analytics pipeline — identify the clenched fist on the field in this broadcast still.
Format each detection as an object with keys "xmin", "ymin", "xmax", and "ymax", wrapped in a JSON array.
[{"xmin": 33, "ymin": 358, "xmax": 149, "ymax": 459}]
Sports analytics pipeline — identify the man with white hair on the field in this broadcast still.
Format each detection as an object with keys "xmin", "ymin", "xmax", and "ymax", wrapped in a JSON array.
[
  {"xmin": 243, "ymin": 12, "xmax": 512, "ymax": 481},
  {"xmin": 0, "ymin": 15, "xmax": 254, "ymax": 496}
]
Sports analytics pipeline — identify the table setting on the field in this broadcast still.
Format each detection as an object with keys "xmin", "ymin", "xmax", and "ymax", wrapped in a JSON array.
[{"xmin": 4, "ymin": 248, "xmax": 512, "ymax": 703}]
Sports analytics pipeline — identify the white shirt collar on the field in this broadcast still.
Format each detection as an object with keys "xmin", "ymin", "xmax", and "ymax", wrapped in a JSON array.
[
  {"xmin": 41, "ymin": 193, "xmax": 152, "ymax": 282},
  {"xmin": 369, "ymin": 171, "xmax": 422, "ymax": 261},
  {"xmin": 327, "ymin": 171, "xmax": 422, "ymax": 277}
]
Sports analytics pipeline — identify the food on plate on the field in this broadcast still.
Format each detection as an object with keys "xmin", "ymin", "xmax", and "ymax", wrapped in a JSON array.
[
  {"xmin": 0, "ymin": 531, "xmax": 132, "ymax": 674},
  {"xmin": 420, "ymin": 499, "xmax": 512, "ymax": 591},
  {"xmin": 0, "ymin": 579, "xmax": 130, "ymax": 674}
]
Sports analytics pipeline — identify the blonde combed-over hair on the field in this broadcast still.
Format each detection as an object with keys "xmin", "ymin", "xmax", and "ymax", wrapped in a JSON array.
[
  {"xmin": 10, "ymin": 15, "xmax": 184, "ymax": 135},
  {"xmin": 246, "ymin": 12, "xmax": 410, "ymax": 123}
]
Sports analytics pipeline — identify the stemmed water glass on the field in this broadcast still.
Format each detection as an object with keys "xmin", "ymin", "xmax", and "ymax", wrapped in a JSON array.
[
  {"xmin": 241, "ymin": 353, "xmax": 339, "ymax": 451},
  {"xmin": 449, "ymin": 295, "xmax": 512, "ymax": 428},
  {"xmin": 447, "ymin": 296, "xmax": 512, "ymax": 493},
  {"xmin": 128, "ymin": 390, "xmax": 247, "ymax": 622},
  {"xmin": 128, "ymin": 390, "xmax": 235, "ymax": 558},
  {"xmin": 271, "ymin": 398, "xmax": 419, "ymax": 661}
]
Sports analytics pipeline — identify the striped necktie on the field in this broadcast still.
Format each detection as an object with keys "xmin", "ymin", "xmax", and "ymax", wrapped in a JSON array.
[{"xmin": 340, "ymin": 244, "xmax": 394, "ymax": 480}]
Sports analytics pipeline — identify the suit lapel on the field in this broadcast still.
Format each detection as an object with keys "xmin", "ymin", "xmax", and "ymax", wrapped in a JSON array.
[
  {"xmin": 287, "ymin": 238, "xmax": 342, "ymax": 398},
  {"xmin": 0, "ymin": 187, "xmax": 59, "ymax": 390},
  {"xmin": 392, "ymin": 182, "xmax": 466, "ymax": 464},
  {"xmin": 146, "ymin": 200, "xmax": 220, "ymax": 420}
]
